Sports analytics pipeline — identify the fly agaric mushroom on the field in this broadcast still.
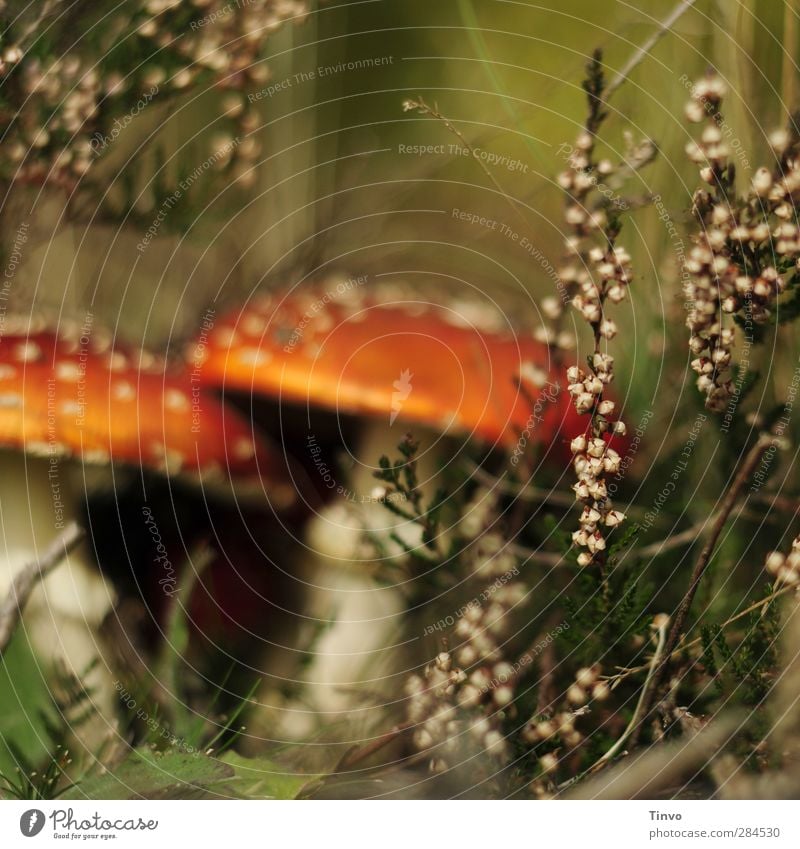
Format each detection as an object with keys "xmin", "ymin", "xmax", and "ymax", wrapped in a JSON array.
[
  {"xmin": 191, "ymin": 280, "xmax": 582, "ymax": 453},
  {"xmin": 185, "ymin": 279, "xmax": 601, "ymax": 734},
  {"xmin": 0, "ymin": 317, "xmax": 296, "ymax": 732}
]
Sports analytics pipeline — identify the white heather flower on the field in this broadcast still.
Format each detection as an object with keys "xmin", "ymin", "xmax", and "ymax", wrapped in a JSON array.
[
  {"xmin": 604, "ymin": 509, "xmax": 625, "ymax": 527},
  {"xmin": 539, "ymin": 753, "xmax": 559, "ymax": 774},
  {"xmin": 597, "ymin": 399, "xmax": 615, "ymax": 416},
  {"xmin": 599, "ymin": 319, "xmax": 617, "ymax": 339},
  {"xmin": 765, "ymin": 552, "xmax": 785, "ymax": 574},
  {"xmin": 752, "ymin": 167, "xmax": 773, "ymax": 195},
  {"xmin": 769, "ymin": 128, "xmax": 790, "ymax": 153},
  {"xmin": 567, "ymin": 684, "xmax": 587, "ymax": 705},
  {"xmin": 570, "ymin": 435, "xmax": 588, "ymax": 454},
  {"xmin": 572, "ymin": 529, "xmax": 589, "ymax": 546},
  {"xmin": 542, "ymin": 296, "xmax": 562, "ymax": 320},
  {"xmin": 685, "ymin": 99, "xmax": 708, "ymax": 123}
]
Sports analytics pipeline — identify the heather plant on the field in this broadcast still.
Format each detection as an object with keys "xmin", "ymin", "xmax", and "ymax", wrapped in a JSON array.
[{"xmin": 2, "ymin": 0, "xmax": 800, "ymax": 806}]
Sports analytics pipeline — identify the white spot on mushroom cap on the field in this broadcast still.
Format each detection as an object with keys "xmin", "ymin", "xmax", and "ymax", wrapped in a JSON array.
[
  {"xmin": 21, "ymin": 440, "xmax": 69, "ymax": 458},
  {"xmin": 440, "ymin": 411, "xmax": 459, "ymax": 430},
  {"xmin": 107, "ymin": 351, "xmax": 128, "ymax": 372},
  {"xmin": 213, "ymin": 327, "xmax": 240, "ymax": 347},
  {"xmin": 240, "ymin": 313, "xmax": 266, "ymax": 337},
  {"xmin": 200, "ymin": 461, "xmax": 224, "ymax": 483},
  {"xmin": 187, "ymin": 343, "xmax": 208, "ymax": 366},
  {"xmin": 151, "ymin": 442, "xmax": 185, "ymax": 473},
  {"xmin": 25, "ymin": 441, "xmax": 57, "ymax": 457},
  {"xmin": 238, "ymin": 347, "xmax": 272, "ymax": 367},
  {"xmin": 251, "ymin": 294, "xmax": 273, "ymax": 314},
  {"xmin": 519, "ymin": 361, "xmax": 549, "ymax": 389},
  {"xmin": 0, "ymin": 392, "xmax": 22, "ymax": 408},
  {"xmin": 313, "ymin": 313, "xmax": 334, "ymax": 333},
  {"xmin": 112, "ymin": 381, "xmax": 135, "ymax": 401},
  {"xmin": 444, "ymin": 300, "xmax": 507, "ymax": 334},
  {"xmin": 164, "ymin": 389, "xmax": 189, "ymax": 411},
  {"xmin": 14, "ymin": 342, "xmax": 42, "ymax": 362},
  {"xmin": 91, "ymin": 329, "xmax": 112, "ymax": 353},
  {"xmin": 232, "ymin": 437, "xmax": 256, "ymax": 461},
  {"xmin": 136, "ymin": 350, "xmax": 163, "ymax": 372},
  {"xmin": 55, "ymin": 361, "xmax": 83, "ymax": 381},
  {"xmin": 82, "ymin": 449, "xmax": 112, "ymax": 464},
  {"xmin": 57, "ymin": 319, "xmax": 80, "ymax": 344}
]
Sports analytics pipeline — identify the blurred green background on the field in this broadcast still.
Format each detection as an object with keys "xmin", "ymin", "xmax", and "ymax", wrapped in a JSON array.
[{"xmin": 4, "ymin": 0, "xmax": 800, "ymax": 782}]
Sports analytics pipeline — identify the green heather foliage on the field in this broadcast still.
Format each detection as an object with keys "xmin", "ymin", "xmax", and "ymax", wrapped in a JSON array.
[{"xmin": 2, "ymin": 0, "xmax": 800, "ymax": 801}]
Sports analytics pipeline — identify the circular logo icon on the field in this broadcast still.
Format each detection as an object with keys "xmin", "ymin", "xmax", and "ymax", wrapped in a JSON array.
[{"xmin": 19, "ymin": 810, "xmax": 45, "ymax": 837}]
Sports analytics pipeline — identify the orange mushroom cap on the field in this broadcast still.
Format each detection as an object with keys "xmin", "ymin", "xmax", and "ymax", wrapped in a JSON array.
[
  {"xmin": 188, "ymin": 281, "xmax": 586, "ymax": 453},
  {"xmin": 0, "ymin": 320, "xmax": 296, "ymax": 508}
]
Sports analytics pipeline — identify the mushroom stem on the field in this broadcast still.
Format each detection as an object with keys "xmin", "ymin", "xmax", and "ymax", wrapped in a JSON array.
[
  {"xmin": 0, "ymin": 452, "xmax": 116, "ymax": 728},
  {"xmin": 281, "ymin": 423, "xmax": 438, "ymax": 736},
  {"xmin": 0, "ymin": 519, "xmax": 84, "ymax": 655}
]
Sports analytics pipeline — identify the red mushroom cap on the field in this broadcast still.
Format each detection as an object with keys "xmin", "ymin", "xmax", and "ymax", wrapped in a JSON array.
[
  {"xmin": 0, "ymin": 319, "xmax": 297, "ymax": 508},
  {"xmin": 189, "ymin": 280, "xmax": 584, "ymax": 453}
]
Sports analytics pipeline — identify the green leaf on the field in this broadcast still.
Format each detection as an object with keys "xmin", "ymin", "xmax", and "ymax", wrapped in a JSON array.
[
  {"xmin": 607, "ymin": 522, "xmax": 641, "ymax": 559},
  {"xmin": 62, "ymin": 748, "xmax": 234, "ymax": 800},
  {"xmin": 0, "ymin": 633, "xmax": 61, "ymax": 778},
  {"xmin": 218, "ymin": 752, "xmax": 320, "ymax": 800}
]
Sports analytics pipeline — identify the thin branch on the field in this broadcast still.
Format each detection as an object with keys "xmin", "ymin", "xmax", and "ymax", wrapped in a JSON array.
[
  {"xmin": 559, "ymin": 615, "xmax": 669, "ymax": 790},
  {"xmin": 605, "ymin": 0, "xmax": 699, "ymax": 103},
  {"xmin": 599, "ymin": 614, "xmax": 668, "ymax": 766},
  {"xmin": 402, "ymin": 96, "xmax": 531, "ymax": 232},
  {"xmin": 335, "ymin": 722, "xmax": 413, "ymax": 772},
  {"xmin": 660, "ymin": 435, "xmax": 776, "ymax": 676},
  {"xmin": 0, "ymin": 522, "xmax": 85, "ymax": 655},
  {"xmin": 782, "ymin": 0, "xmax": 799, "ymax": 115},
  {"xmin": 631, "ymin": 433, "xmax": 776, "ymax": 744},
  {"xmin": 605, "ymin": 582, "xmax": 797, "ymax": 686},
  {"xmin": 463, "ymin": 460, "xmax": 578, "ymax": 509}
]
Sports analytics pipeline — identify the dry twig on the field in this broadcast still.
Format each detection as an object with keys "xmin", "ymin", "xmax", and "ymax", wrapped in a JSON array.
[{"xmin": 0, "ymin": 521, "xmax": 85, "ymax": 655}]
